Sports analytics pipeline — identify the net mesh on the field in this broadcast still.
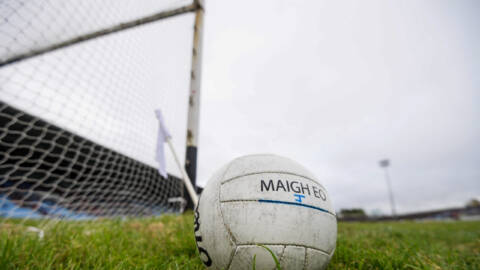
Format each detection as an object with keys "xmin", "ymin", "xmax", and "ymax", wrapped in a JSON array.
[
  {"xmin": 0, "ymin": 102, "xmax": 183, "ymax": 218},
  {"xmin": 0, "ymin": 0, "xmax": 192, "ymax": 63},
  {"xmin": 0, "ymin": 1, "xmax": 196, "ymax": 221}
]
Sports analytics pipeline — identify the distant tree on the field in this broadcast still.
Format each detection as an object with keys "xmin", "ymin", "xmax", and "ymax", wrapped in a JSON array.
[
  {"xmin": 340, "ymin": 208, "xmax": 367, "ymax": 219},
  {"xmin": 466, "ymin": 198, "xmax": 480, "ymax": 208}
]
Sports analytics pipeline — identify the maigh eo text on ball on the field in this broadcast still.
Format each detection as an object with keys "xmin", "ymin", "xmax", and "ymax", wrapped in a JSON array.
[{"xmin": 260, "ymin": 179, "xmax": 327, "ymax": 201}]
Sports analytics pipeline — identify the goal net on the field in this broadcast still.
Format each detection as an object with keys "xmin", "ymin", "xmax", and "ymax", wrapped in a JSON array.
[{"xmin": 0, "ymin": 0, "xmax": 201, "ymax": 221}]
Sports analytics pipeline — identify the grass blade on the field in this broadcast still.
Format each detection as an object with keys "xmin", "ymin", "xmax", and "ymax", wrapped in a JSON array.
[{"xmin": 257, "ymin": 244, "xmax": 282, "ymax": 270}]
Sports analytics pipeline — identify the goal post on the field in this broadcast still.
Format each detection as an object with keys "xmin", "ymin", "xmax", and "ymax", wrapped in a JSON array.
[
  {"xmin": 185, "ymin": 1, "xmax": 205, "ymax": 209},
  {"xmin": 0, "ymin": 0, "xmax": 204, "ymax": 220}
]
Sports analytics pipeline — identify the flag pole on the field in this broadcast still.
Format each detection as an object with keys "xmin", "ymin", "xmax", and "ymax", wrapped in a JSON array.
[
  {"xmin": 167, "ymin": 139, "xmax": 199, "ymax": 208},
  {"xmin": 155, "ymin": 108, "xmax": 199, "ymax": 208}
]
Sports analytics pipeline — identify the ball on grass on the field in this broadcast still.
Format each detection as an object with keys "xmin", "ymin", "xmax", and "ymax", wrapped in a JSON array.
[{"xmin": 194, "ymin": 154, "xmax": 337, "ymax": 270}]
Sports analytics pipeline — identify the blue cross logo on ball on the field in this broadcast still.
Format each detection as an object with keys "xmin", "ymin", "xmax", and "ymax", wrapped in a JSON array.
[{"xmin": 294, "ymin": 194, "xmax": 305, "ymax": 203}]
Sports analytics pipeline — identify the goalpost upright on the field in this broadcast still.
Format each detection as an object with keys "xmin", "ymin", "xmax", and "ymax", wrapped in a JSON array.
[{"xmin": 185, "ymin": 0, "xmax": 205, "ymax": 209}]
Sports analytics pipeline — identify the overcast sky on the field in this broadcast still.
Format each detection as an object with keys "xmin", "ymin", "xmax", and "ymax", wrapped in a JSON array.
[{"xmin": 196, "ymin": 0, "xmax": 480, "ymax": 214}]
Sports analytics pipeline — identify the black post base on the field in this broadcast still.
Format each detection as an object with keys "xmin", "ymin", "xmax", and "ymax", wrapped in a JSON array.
[{"xmin": 184, "ymin": 146, "xmax": 197, "ymax": 210}]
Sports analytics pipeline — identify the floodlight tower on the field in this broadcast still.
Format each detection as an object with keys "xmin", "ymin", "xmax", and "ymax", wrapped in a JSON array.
[{"xmin": 379, "ymin": 159, "xmax": 396, "ymax": 217}]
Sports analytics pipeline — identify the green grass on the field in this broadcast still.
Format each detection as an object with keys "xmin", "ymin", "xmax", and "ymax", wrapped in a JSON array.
[
  {"xmin": 333, "ymin": 221, "xmax": 480, "ymax": 269},
  {"xmin": 1, "ymin": 213, "xmax": 479, "ymax": 269}
]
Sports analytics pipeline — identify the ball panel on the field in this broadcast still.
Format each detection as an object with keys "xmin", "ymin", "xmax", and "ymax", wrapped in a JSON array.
[
  {"xmin": 279, "ymin": 246, "xmax": 305, "ymax": 270},
  {"xmin": 195, "ymin": 165, "xmax": 236, "ymax": 269},
  {"xmin": 305, "ymin": 248, "xmax": 331, "ymax": 270},
  {"xmin": 220, "ymin": 201, "xmax": 337, "ymax": 253},
  {"xmin": 220, "ymin": 173, "xmax": 334, "ymax": 213},
  {"xmin": 221, "ymin": 154, "xmax": 318, "ymax": 183},
  {"xmin": 229, "ymin": 245, "xmax": 284, "ymax": 270}
]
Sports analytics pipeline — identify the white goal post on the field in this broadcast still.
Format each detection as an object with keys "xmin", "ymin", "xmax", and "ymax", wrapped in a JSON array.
[{"xmin": 0, "ymin": 0, "xmax": 204, "ymax": 220}]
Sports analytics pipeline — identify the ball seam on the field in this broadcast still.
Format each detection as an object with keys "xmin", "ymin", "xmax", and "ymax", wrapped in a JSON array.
[
  {"xmin": 218, "ymin": 161, "xmax": 238, "ymax": 270},
  {"xmin": 303, "ymin": 247, "xmax": 308, "ymax": 270},
  {"xmin": 278, "ymin": 245, "xmax": 286, "ymax": 270},
  {"xmin": 236, "ymin": 243, "xmax": 331, "ymax": 256}
]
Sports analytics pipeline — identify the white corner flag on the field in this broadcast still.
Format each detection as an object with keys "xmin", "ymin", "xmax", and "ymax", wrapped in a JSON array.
[
  {"xmin": 155, "ymin": 109, "xmax": 171, "ymax": 179},
  {"xmin": 154, "ymin": 109, "xmax": 199, "ymax": 207}
]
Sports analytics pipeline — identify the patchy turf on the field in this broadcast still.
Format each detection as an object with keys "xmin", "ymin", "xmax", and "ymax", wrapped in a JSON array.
[
  {"xmin": 1, "ymin": 213, "xmax": 479, "ymax": 269},
  {"xmin": 332, "ymin": 221, "xmax": 480, "ymax": 270},
  {"xmin": 0, "ymin": 214, "xmax": 203, "ymax": 270}
]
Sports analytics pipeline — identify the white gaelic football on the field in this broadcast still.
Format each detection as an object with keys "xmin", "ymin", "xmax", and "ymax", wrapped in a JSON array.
[{"xmin": 194, "ymin": 154, "xmax": 337, "ymax": 270}]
